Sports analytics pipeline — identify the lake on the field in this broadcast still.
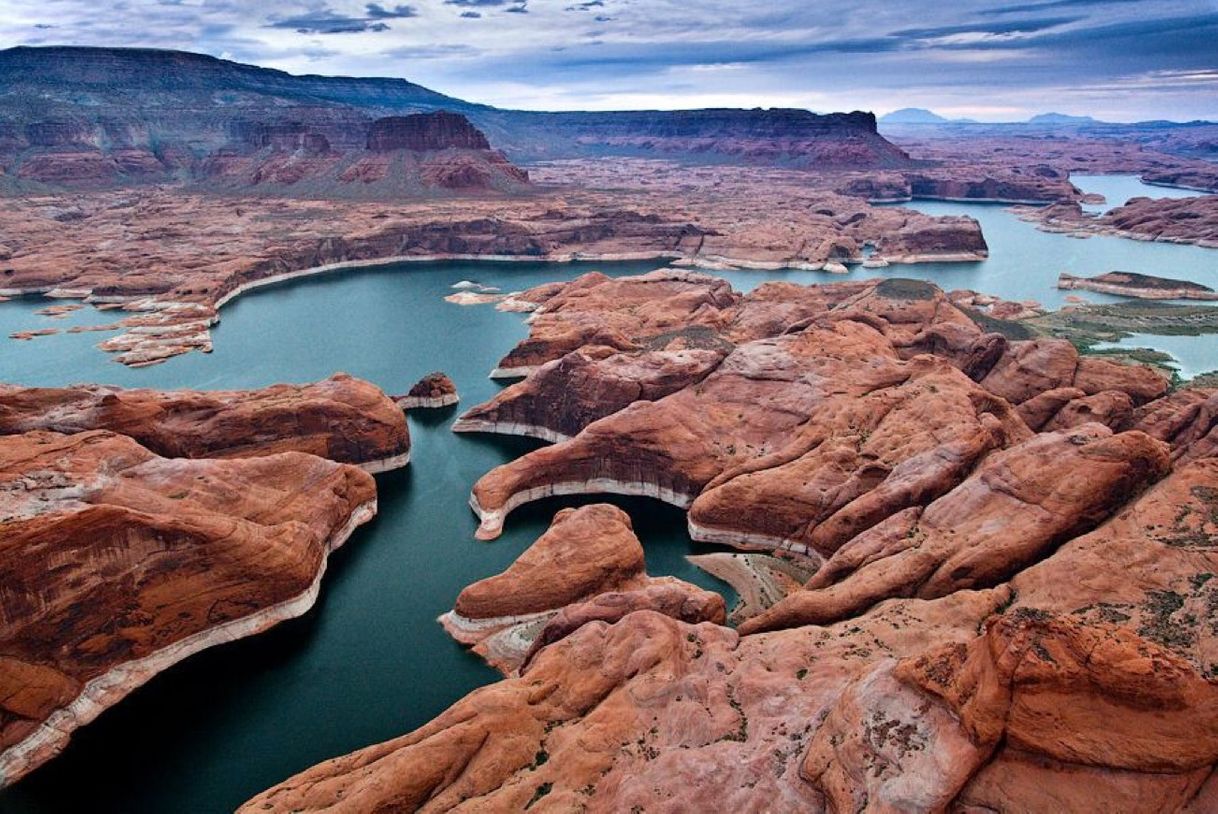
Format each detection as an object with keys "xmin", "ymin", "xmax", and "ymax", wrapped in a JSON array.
[{"xmin": 0, "ymin": 174, "xmax": 1215, "ymax": 812}]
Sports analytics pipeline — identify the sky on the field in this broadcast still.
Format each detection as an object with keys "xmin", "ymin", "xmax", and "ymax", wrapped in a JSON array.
[{"xmin": 2, "ymin": 0, "xmax": 1217, "ymax": 120}]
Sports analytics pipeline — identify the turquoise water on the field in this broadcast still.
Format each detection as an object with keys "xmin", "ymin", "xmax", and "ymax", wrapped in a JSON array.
[
  {"xmin": 1074, "ymin": 173, "xmax": 1203, "ymax": 214},
  {"xmin": 0, "ymin": 175, "xmax": 1215, "ymax": 812}
]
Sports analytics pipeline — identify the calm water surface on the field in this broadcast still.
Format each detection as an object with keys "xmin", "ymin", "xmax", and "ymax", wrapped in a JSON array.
[{"xmin": 0, "ymin": 175, "xmax": 1215, "ymax": 812}]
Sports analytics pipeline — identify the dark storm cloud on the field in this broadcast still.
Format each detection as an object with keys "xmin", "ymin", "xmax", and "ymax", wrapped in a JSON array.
[
  {"xmin": 365, "ymin": 3, "xmax": 419, "ymax": 18},
  {"xmin": 266, "ymin": 4, "xmax": 416, "ymax": 34}
]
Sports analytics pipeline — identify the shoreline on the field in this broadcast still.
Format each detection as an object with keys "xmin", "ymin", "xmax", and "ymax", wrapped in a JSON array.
[
  {"xmin": 2, "ymin": 244, "xmax": 994, "ymax": 369},
  {"xmin": 0, "ymin": 497, "xmax": 377, "ymax": 789},
  {"xmin": 470, "ymin": 479, "xmax": 697, "ymax": 540},
  {"xmin": 686, "ymin": 519, "xmax": 824, "ymax": 561},
  {"xmin": 395, "ymin": 394, "xmax": 459, "ymax": 410},
  {"xmin": 359, "ymin": 450, "xmax": 412, "ymax": 475},
  {"xmin": 450, "ymin": 417, "xmax": 571, "ymax": 444}
]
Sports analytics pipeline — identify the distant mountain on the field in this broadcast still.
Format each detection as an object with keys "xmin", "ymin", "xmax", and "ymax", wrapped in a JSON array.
[
  {"xmin": 881, "ymin": 108, "xmax": 949, "ymax": 124},
  {"xmin": 0, "ymin": 45, "xmax": 916, "ymax": 191},
  {"xmin": 879, "ymin": 108, "xmax": 979, "ymax": 126},
  {"xmin": 1026, "ymin": 112, "xmax": 1104, "ymax": 126}
]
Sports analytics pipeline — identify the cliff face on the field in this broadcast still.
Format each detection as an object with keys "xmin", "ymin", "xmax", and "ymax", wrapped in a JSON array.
[
  {"xmin": 367, "ymin": 112, "xmax": 491, "ymax": 152},
  {"xmin": 0, "ymin": 46, "xmax": 916, "ymax": 187}
]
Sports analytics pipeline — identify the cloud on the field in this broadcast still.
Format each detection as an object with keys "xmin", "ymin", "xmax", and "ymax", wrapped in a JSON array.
[
  {"xmin": 266, "ymin": 4, "xmax": 416, "ymax": 34},
  {"xmin": 365, "ymin": 3, "xmax": 418, "ymax": 19},
  {"xmin": 0, "ymin": 0, "xmax": 1213, "ymax": 121}
]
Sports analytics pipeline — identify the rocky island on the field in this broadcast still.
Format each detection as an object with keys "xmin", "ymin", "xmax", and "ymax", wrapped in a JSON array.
[
  {"xmin": 395, "ymin": 372, "xmax": 459, "ymax": 410},
  {"xmin": 1059, "ymin": 271, "xmax": 1218, "ymax": 301}
]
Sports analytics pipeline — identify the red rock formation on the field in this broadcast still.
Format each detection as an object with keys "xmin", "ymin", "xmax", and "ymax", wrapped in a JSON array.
[
  {"xmin": 0, "ymin": 373, "xmax": 410, "ymax": 473},
  {"xmin": 740, "ymin": 425, "xmax": 1170, "ymax": 633},
  {"xmin": 367, "ymin": 112, "xmax": 490, "ymax": 152},
  {"xmin": 467, "ymin": 274, "xmax": 1166, "ymax": 541},
  {"xmin": 439, "ymin": 504, "xmax": 723, "ymax": 673},
  {"xmin": 241, "ymin": 276, "xmax": 1217, "ymax": 813},
  {"xmin": 454, "ymin": 347, "xmax": 725, "ymax": 442},
  {"xmin": 688, "ymin": 360, "xmax": 1032, "ymax": 557},
  {"xmin": 489, "ymin": 269, "xmax": 740, "ymax": 377},
  {"xmin": 0, "ymin": 430, "xmax": 378, "ymax": 787},
  {"xmin": 243, "ymin": 453, "xmax": 1218, "ymax": 814},
  {"xmin": 394, "ymin": 371, "xmax": 459, "ymax": 410},
  {"xmin": 1129, "ymin": 387, "xmax": 1218, "ymax": 463}
]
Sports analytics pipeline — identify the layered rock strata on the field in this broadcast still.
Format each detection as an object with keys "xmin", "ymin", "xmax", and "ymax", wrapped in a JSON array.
[
  {"xmin": 438, "ymin": 504, "xmax": 725, "ymax": 674},
  {"xmin": 0, "ymin": 373, "xmax": 410, "ymax": 473},
  {"xmin": 0, "ymin": 430, "xmax": 378, "ymax": 787}
]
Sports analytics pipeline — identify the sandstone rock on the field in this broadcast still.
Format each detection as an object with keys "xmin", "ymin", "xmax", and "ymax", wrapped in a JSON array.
[
  {"xmin": 0, "ymin": 373, "xmax": 410, "ymax": 473},
  {"xmin": 740, "ymin": 426, "xmax": 1171, "ymax": 633},
  {"xmin": 241, "ymin": 589, "xmax": 1011, "ymax": 814},
  {"xmin": 394, "ymin": 371, "xmax": 459, "ymax": 410},
  {"xmin": 439, "ymin": 504, "xmax": 723, "ymax": 673},
  {"xmin": 981, "ymin": 338, "xmax": 1168, "ymax": 406},
  {"xmin": 470, "ymin": 317, "xmax": 911, "ymax": 540},
  {"xmin": 0, "ymin": 430, "xmax": 377, "ymax": 786},
  {"xmin": 1042, "ymin": 389, "xmax": 1134, "ymax": 431},
  {"xmin": 687, "ymin": 360, "xmax": 1031, "ymax": 558},
  {"xmin": 489, "ymin": 269, "xmax": 739, "ymax": 378},
  {"xmin": 454, "ymin": 346, "xmax": 725, "ymax": 442},
  {"xmin": 1129, "ymin": 387, "xmax": 1218, "ymax": 463}
]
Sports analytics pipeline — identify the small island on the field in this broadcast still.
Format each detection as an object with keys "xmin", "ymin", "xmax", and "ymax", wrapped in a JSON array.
[{"xmin": 1058, "ymin": 271, "xmax": 1218, "ymax": 301}]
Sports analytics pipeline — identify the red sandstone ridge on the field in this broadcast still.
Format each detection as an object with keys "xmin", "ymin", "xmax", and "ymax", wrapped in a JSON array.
[
  {"xmin": 464, "ymin": 273, "xmax": 1167, "ymax": 542},
  {"xmin": 0, "ymin": 373, "xmax": 410, "ymax": 473},
  {"xmin": 242, "ymin": 387, "xmax": 1218, "ymax": 813},
  {"xmin": 242, "ymin": 272, "xmax": 1217, "ymax": 811},
  {"xmin": 394, "ymin": 372, "xmax": 459, "ymax": 410},
  {"xmin": 439, "ymin": 504, "xmax": 724, "ymax": 674},
  {"xmin": 0, "ymin": 430, "xmax": 378, "ymax": 787}
]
